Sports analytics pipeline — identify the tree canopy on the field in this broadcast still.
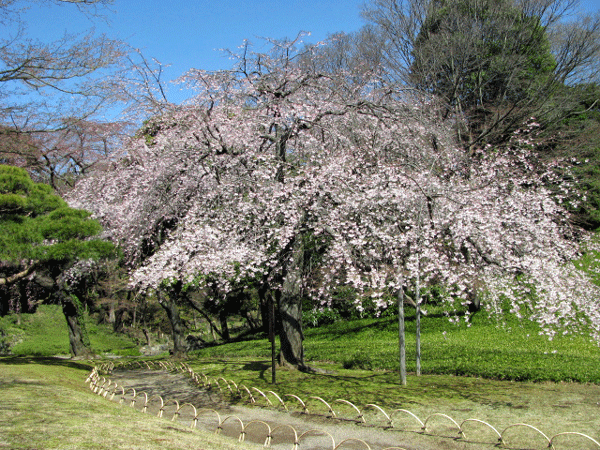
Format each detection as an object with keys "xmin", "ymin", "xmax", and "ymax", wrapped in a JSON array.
[
  {"xmin": 0, "ymin": 164, "xmax": 116, "ymax": 356},
  {"xmin": 0, "ymin": 0, "xmax": 144, "ymax": 196},
  {"xmin": 361, "ymin": 0, "xmax": 600, "ymax": 145},
  {"xmin": 410, "ymin": 0, "xmax": 556, "ymax": 139},
  {"xmin": 0, "ymin": 0, "xmax": 126, "ymax": 130},
  {"xmin": 68, "ymin": 37, "xmax": 600, "ymax": 365},
  {"xmin": 0, "ymin": 164, "xmax": 114, "ymax": 268}
]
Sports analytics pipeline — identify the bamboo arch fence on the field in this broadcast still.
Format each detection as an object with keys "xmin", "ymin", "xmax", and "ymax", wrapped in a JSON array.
[{"xmin": 86, "ymin": 360, "xmax": 600, "ymax": 450}]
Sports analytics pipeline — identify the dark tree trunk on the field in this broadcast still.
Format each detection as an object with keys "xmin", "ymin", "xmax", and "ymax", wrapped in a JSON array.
[
  {"xmin": 113, "ymin": 307, "xmax": 126, "ymax": 333},
  {"xmin": 186, "ymin": 295, "xmax": 224, "ymax": 340},
  {"xmin": 219, "ymin": 309, "xmax": 231, "ymax": 341},
  {"xmin": 278, "ymin": 236, "xmax": 306, "ymax": 369},
  {"xmin": 258, "ymin": 283, "xmax": 270, "ymax": 334},
  {"xmin": 61, "ymin": 294, "xmax": 93, "ymax": 358},
  {"xmin": 278, "ymin": 292, "xmax": 304, "ymax": 368},
  {"xmin": 143, "ymin": 328, "xmax": 151, "ymax": 346},
  {"xmin": 158, "ymin": 288, "xmax": 187, "ymax": 358},
  {"xmin": 243, "ymin": 310, "xmax": 258, "ymax": 331},
  {"xmin": 468, "ymin": 287, "xmax": 482, "ymax": 313}
]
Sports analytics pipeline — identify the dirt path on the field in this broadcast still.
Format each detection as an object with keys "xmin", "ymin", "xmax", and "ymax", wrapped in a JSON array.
[{"xmin": 106, "ymin": 369, "xmax": 507, "ymax": 450}]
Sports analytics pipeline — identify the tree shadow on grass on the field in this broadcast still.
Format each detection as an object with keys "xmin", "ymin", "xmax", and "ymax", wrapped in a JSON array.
[
  {"xmin": 242, "ymin": 360, "xmax": 272, "ymax": 381},
  {"xmin": 213, "ymin": 357, "xmax": 532, "ymax": 410},
  {"xmin": 0, "ymin": 356, "xmax": 92, "ymax": 371}
]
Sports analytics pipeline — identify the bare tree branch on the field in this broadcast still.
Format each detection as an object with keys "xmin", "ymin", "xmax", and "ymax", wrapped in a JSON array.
[{"xmin": 0, "ymin": 261, "xmax": 38, "ymax": 286}]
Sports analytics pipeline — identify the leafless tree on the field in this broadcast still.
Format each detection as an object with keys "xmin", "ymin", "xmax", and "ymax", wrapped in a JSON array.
[
  {"xmin": 0, "ymin": 0, "xmax": 128, "ymax": 129},
  {"xmin": 299, "ymin": 26, "xmax": 385, "ymax": 84},
  {"xmin": 0, "ymin": 1, "xmax": 145, "ymax": 188}
]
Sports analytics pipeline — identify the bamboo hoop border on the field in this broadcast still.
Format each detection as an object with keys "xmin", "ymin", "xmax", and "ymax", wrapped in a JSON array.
[{"xmin": 87, "ymin": 361, "xmax": 600, "ymax": 450}]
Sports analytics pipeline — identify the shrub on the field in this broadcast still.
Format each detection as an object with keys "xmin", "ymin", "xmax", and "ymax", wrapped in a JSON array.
[{"xmin": 303, "ymin": 307, "xmax": 342, "ymax": 328}]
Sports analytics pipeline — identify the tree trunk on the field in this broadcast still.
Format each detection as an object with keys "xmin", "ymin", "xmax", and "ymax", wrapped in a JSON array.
[
  {"xmin": 243, "ymin": 310, "xmax": 258, "ymax": 331},
  {"xmin": 219, "ymin": 309, "xmax": 231, "ymax": 341},
  {"xmin": 468, "ymin": 286, "xmax": 481, "ymax": 313},
  {"xmin": 278, "ymin": 236, "xmax": 306, "ymax": 369},
  {"xmin": 158, "ymin": 289, "xmax": 187, "ymax": 358},
  {"xmin": 107, "ymin": 302, "xmax": 116, "ymax": 326},
  {"xmin": 186, "ymin": 295, "xmax": 224, "ymax": 340},
  {"xmin": 113, "ymin": 307, "xmax": 125, "ymax": 333},
  {"xmin": 143, "ymin": 328, "xmax": 151, "ymax": 346},
  {"xmin": 61, "ymin": 294, "xmax": 93, "ymax": 358},
  {"xmin": 398, "ymin": 287, "xmax": 407, "ymax": 385},
  {"xmin": 258, "ymin": 283, "xmax": 270, "ymax": 334},
  {"xmin": 415, "ymin": 270, "xmax": 421, "ymax": 377}
]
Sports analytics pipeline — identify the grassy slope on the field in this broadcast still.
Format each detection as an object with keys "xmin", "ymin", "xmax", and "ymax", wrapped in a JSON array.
[
  {"xmin": 0, "ymin": 357, "xmax": 260, "ymax": 450},
  {"xmin": 4, "ymin": 299, "xmax": 600, "ymax": 383},
  {"xmin": 197, "ymin": 307, "xmax": 600, "ymax": 383},
  {"xmin": 0, "ymin": 304, "xmax": 140, "ymax": 357},
  {"xmin": 3, "ymin": 356, "xmax": 599, "ymax": 450},
  {"xmin": 185, "ymin": 355, "xmax": 600, "ymax": 446}
]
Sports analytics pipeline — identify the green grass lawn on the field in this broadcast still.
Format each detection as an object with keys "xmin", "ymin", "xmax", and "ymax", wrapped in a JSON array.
[
  {"xmin": 3, "ymin": 302, "xmax": 599, "ymax": 383},
  {"xmin": 0, "ymin": 304, "xmax": 140, "ymax": 357},
  {"xmin": 0, "ymin": 357, "xmax": 261, "ymax": 450},
  {"xmin": 196, "ymin": 306, "xmax": 600, "ymax": 383},
  {"xmin": 2, "ymin": 303, "xmax": 600, "ymax": 450},
  {"xmin": 182, "ymin": 310, "xmax": 600, "ymax": 448}
]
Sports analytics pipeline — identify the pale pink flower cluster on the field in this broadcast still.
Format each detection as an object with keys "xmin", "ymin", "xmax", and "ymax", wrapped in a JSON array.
[{"xmin": 68, "ymin": 40, "xmax": 600, "ymax": 342}]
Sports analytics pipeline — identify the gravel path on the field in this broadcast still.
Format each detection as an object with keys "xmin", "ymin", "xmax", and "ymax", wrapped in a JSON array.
[{"xmin": 107, "ymin": 369, "xmax": 493, "ymax": 450}]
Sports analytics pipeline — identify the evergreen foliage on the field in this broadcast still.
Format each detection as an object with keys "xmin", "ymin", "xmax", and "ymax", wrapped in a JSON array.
[
  {"xmin": 0, "ymin": 164, "xmax": 114, "ymax": 265},
  {"xmin": 0, "ymin": 164, "xmax": 116, "ymax": 357},
  {"xmin": 410, "ymin": 0, "xmax": 557, "ymax": 143}
]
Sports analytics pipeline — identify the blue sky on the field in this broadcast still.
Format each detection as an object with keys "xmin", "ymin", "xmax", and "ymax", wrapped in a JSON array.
[
  {"xmin": 17, "ymin": 0, "xmax": 600, "ymax": 106},
  {"xmin": 20, "ymin": 0, "xmax": 365, "ymax": 103}
]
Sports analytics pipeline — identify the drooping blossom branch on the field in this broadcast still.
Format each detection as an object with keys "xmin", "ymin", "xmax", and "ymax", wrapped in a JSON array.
[{"xmin": 69, "ymin": 37, "xmax": 600, "ymax": 343}]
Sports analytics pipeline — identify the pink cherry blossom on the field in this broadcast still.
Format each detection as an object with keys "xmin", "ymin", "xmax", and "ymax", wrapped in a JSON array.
[{"xmin": 68, "ymin": 38, "xmax": 600, "ymax": 344}]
